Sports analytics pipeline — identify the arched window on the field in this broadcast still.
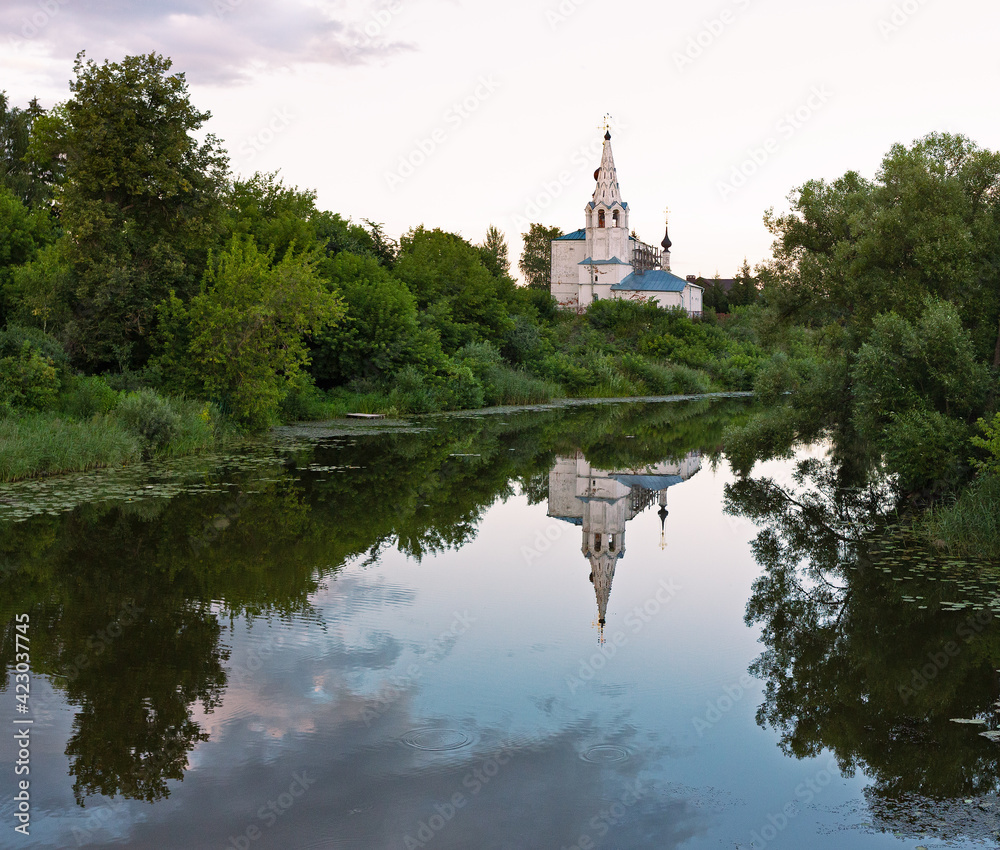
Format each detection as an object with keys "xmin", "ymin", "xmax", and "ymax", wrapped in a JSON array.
[
  {"xmin": 612, "ymin": 210, "xmax": 619, "ymax": 227},
  {"xmin": 598, "ymin": 209, "xmax": 605, "ymax": 228},
  {"xmin": 594, "ymin": 533, "xmax": 602, "ymax": 552}
]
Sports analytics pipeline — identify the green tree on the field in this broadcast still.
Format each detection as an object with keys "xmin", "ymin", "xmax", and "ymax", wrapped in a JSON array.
[
  {"xmin": 31, "ymin": 52, "xmax": 229, "ymax": 370},
  {"xmin": 729, "ymin": 259, "xmax": 758, "ymax": 307},
  {"xmin": 519, "ymin": 223, "xmax": 563, "ymax": 289},
  {"xmin": 762, "ymin": 133, "xmax": 1000, "ymax": 357},
  {"xmin": 309, "ymin": 251, "xmax": 445, "ymax": 385},
  {"xmin": 394, "ymin": 226, "xmax": 513, "ymax": 351},
  {"xmin": 479, "ymin": 224, "xmax": 511, "ymax": 279},
  {"xmin": 223, "ymin": 171, "xmax": 317, "ymax": 261},
  {"xmin": 5, "ymin": 240, "xmax": 73, "ymax": 332},
  {"xmin": 313, "ymin": 212, "xmax": 397, "ymax": 268},
  {"xmin": 0, "ymin": 184, "xmax": 55, "ymax": 324},
  {"xmin": 155, "ymin": 237, "xmax": 344, "ymax": 429},
  {"xmin": 0, "ymin": 93, "xmax": 50, "ymax": 208}
]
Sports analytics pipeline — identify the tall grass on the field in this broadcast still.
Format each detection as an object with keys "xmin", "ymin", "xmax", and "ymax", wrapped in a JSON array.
[
  {"xmin": 0, "ymin": 412, "xmax": 143, "ymax": 482},
  {"xmin": 921, "ymin": 475, "xmax": 1000, "ymax": 560}
]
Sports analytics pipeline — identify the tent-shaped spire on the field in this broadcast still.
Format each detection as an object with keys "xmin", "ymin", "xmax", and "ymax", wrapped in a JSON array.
[
  {"xmin": 589, "ymin": 552, "xmax": 619, "ymax": 642},
  {"xmin": 592, "ymin": 131, "xmax": 624, "ymax": 208}
]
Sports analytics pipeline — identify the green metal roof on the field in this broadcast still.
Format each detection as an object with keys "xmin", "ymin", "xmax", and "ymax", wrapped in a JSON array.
[{"xmin": 610, "ymin": 270, "xmax": 696, "ymax": 293}]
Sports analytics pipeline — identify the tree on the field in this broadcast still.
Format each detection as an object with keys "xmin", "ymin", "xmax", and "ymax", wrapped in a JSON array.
[
  {"xmin": 479, "ymin": 224, "xmax": 510, "ymax": 279},
  {"xmin": 0, "ymin": 184, "xmax": 55, "ymax": 324},
  {"xmin": 31, "ymin": 52, "xmax": 229, "ymax": 370},
  {"xmin": 223, "ymin": 171, "xmax": 318, "ymax": 261},
  {"xmin": 154, "ymin": 237, "xmax": 344, "ymax": 429},
  {"xmin": 394, "ymin": 226, "xmax": 513, "ymax": 351},
  {"xmin": 313, "ymin": 212, "xmax": 397, "ymax": 268},
  {"xmin": 519, "ymin": 223, "xmax": 563, "ymax": 289},
  {"xmin": 762, "ymin": 133, "xmax": 1000, "ymax": 358},
  {"xmin": 755, "ymin": 133, "xmax": 1000, "ymax": 491},
  {"xmin": 309, "ymin": 251, "xmax": 445, "ymax": 386},
  {"xmin": 729, "ymin": 259, "xmax": 759, "ymax": 307},
  {"xmin": 0, "ymin": 93, "xmax": 51, "ymax": 208}
]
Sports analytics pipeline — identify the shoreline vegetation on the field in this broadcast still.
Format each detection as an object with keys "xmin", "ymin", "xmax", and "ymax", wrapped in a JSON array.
[{"xmin": 1, "ymin": 53, "xmax": 999, "ymax": 557}]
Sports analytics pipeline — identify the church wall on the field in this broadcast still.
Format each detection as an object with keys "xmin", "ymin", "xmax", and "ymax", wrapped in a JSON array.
[{"xmin": 550, "ymin": 239, "xmax": 586, "ymax": 310}]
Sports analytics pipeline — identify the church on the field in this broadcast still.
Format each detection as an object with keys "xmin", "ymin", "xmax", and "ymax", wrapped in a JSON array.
[{"xmin": 550, "ymin": 130, "xmax": 703, "ymax": 316}]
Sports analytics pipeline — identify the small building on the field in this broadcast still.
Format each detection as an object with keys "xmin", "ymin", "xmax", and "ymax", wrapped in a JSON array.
[{"xmin": 550, "ymin": 130, "xmax": 703, "ymax": 316}]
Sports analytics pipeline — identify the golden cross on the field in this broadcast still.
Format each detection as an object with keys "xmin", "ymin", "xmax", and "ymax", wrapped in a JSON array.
[{"xmin": 597, "ymin": 113, "xmax": 612, "ymax": 133}]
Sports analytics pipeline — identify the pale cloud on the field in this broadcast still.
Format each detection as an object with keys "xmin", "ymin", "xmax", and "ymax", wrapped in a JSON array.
[{"xmin": 1, "ymin": 0, "xmax": 414, "ymax": 85}]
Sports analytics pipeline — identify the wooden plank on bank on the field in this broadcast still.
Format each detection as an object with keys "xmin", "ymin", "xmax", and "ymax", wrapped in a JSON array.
[{"xmin": 345, "ymin": 413, "xmax": 386, "ymax": 420}]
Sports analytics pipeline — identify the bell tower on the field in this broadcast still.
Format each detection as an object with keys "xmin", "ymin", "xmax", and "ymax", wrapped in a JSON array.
[{"xmin": 578, "ymin": 126, "xmax": 633, "ymax": 305}]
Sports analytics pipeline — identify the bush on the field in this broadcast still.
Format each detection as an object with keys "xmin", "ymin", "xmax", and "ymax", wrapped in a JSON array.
[
  {"xmin": 0, "ymin": 342, "xmax": 60, "ymax": 411},
  {"xmin": 58, "ymin": 374, "xmax": 121, "ymax": 417},
  {"xmin": 114, "ymin": 388, "xmax": 182, "ymax": 450},
  {"xmin": 539, "ymin": 352, "xmax": 594, "ymax": 392},
  {"xmin": 753, "ymin": 352, "xmax": 795, "ymax": 404},
  {"xmin": 882, "ymin": 408, "xmax": 969, "ymax": 493},
  {"xmin": 970, "ymin": 412, "xmax": 1000, "ymax": 476},
  {"xmin": 435, "ymin": 363, "xmax": 485, "ymax": 410},
  {"xmin": 502, "ymin": 315, "xmax": 549, "ymax": 365},
  {"xmin": 0, "ymin": 325, "xmax": 69, "ymax": 371},
  {"xmin": 669, "ymin": 363, "xmax": 713, "ymax": 394},
  {"xmin": 387, "ymin": 365, "xmax": 439, "ymax": 414}
]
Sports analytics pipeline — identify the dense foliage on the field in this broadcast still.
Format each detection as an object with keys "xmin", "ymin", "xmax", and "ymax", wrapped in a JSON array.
[
  {"xmin": 0, "ymin": 52, "xmax": 765, "ymax": 481},
  {"xmin": 722, "ymin": 131, "xmax": 1000, "ymax": 554}
]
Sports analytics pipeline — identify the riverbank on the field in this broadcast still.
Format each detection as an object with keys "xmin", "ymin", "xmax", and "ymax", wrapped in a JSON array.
[{"xmin": 1, "ymin": 391, "xmax": 753, "ymax": 483}]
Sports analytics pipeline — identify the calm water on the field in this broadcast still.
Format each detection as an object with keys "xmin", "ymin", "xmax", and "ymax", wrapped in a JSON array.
[{"xmin": 1, "ymin": 400, "xmax": 998, "ymax": 849}]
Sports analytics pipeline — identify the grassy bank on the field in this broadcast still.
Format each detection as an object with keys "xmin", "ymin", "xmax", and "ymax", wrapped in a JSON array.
[
  {"xmin": 0, "ymin": 385, "xmax": 229, "ymax": 483},
  {"xmin": 921, "ymin": 474, "xmax": 1000, "ymax": 560}
]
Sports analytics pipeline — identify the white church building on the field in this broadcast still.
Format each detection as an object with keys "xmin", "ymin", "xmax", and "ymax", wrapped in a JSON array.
[{"xmin": 550, "ymin": 130, "xmax": 703, "ymax": 316}]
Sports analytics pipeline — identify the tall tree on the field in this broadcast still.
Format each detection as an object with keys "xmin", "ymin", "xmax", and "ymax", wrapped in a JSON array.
[
  {"xmin": 519, "ymin": 223, "xmax": 562, "ymax": 289},
  {"xmin": 0, "ymin": 93, "xmax": 50, "ymax": 208},
  {"xmin": 479, "ymin": 224, "xmax": 510, "ymax": 279},
  {"xmin": 30, "ymin": 52, "xmax": 229, "ymax": 370}
]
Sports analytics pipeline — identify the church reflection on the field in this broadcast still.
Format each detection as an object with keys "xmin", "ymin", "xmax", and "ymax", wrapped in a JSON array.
[{"xmin": 547, "ymin": 451, "xmax": 702, "ymax": 638}]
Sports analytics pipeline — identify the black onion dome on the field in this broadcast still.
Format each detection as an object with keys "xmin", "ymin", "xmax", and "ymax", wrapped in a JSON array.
[
  {"xmin": 661, "ymin": 227, "xmax": 672, "ymax": 251},
  {"xmin": 604, "ymin": 130, "xmax": 611, "ymax": 140}
]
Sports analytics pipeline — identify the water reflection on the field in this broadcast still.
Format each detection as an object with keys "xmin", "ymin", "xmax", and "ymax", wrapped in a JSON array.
[
  {"xmin": 725, "ymin": 450, "xmax": 1000, "ymax": 843},
  {"xmin": 0, "ymin": 399, "xmax": 741, "ymax": 818},
  {"xmin": 4, "ymin": 398, "xmax": 998, "ymax": 847},
  {"xmin": 548, "ymin": 451, "xmax": 701, "ymax": 637}
]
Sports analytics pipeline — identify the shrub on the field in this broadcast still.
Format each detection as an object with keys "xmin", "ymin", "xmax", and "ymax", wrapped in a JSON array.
[
  {"xmin": 753, "ymin": 352, "xmax": 795, "ymax": 404},
  {"xmin": 0, "ymin": 325, "xmax": 69, "ymax": 371},
  {"xmin": 969, "ymin": 412, "xmax": 1000, "ymax": 476},
  {"xmin": 114, "ymin": 388, "xmax": 182, "ymax": 450},
  {"xmin": 669, "ymin": 363, "xmax": 712, "ymax": 394},
  {"xmin": 435, "ymin": 363, "xmax": 485, "ymax": 410},
  {"xmin": 388, "ymin": 365, "xmax": 439, "ymax": 414},
  {"xmin": 882, "ymin": 408, "xmax": 969, "ymax": 493},
  {"xmin": 0, "ymin": 342, "xmax": 60, "ymax": 411},
  {"xmin": 58, "ymin": 374, "xmax": 121, "ymax": 417}
]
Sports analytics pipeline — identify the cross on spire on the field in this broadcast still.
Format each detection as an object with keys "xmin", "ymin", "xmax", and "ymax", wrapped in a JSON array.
[{"xmin": 597, "ymin": 113, "xmax": 613, "ymax": 135}]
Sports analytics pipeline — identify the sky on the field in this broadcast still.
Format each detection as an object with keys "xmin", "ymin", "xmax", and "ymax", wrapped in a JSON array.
[{"xmin": 2, "ymin": 0, "xmax": 999, "ymax": 280}]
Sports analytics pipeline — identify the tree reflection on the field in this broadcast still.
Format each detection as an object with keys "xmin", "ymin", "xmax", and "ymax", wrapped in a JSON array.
[
  {"xmin": 0, "ymin": 398, "xmax": 750, "ymax": 807},
  {"xmin": 726, "ymin": 451, "xmax": 1000, "ymax": 839}
]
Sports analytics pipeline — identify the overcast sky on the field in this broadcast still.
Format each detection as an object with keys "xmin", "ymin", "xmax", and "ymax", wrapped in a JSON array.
[{"xmin": 2, "ymin": 0, "xmax": 998, "ymax": 279}]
